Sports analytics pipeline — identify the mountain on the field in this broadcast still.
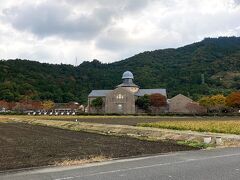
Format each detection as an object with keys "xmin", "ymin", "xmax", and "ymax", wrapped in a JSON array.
[{"xmin": 0, "ymin": 36, "xmax": 240, "ymax": 103}]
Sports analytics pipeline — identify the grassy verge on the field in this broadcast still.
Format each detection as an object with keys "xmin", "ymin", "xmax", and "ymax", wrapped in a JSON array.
[
  {"xmin": 177, "ymin": 140, "xmax": 213, "ymax": 149},
  {"xmin": 139, "ymin": 120, "xmax": 240, "ymax": 135},
  {"xmin": 54, "ymin": 156, "xmax": 108, "ymax": 166}
]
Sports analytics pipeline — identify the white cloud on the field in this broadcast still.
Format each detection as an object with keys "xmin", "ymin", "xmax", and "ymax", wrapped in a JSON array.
[{"xmin": 0, "ymin": 0, "xmax": 239, "ymax": 64}]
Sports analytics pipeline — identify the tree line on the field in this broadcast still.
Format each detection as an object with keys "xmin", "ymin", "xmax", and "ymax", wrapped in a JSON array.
[
  {"xmin": 198, "ymin": 91, "xmax": 240, "ymax": 113},
  {"xmin": 0, "ymin": 37, "xmax": 239, "ymax": 104},
  {"xmin": 0, "ymin": 100, "xmax": 79, "ymax": 112}
]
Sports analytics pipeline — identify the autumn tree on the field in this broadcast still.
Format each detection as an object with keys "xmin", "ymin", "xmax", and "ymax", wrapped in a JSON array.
[
  {"xmin": 10, "ymin": 100, "xmax": 42, "ymax": 112},
  {"xmin": 211, "ymin": 95, "xmax": 226, "ymax": 106},
  {"xmin": 149, "ymin": 93, "xmax": 167, "ymax": 107},
  {"xmin": 31, "ymin": 101, "xmax": 43, "ymax": 110},
  {"xmin": 7, "ymin": 102, "xmax": 16, "ymax": 111},
  {"xmin": 0, "ymin": 100, "xmax": 9, "ymax": 111},
  {"xmin": 42, "ymin": 100, "xmax": 55, "ymax": 110},
  {"xmin": 199, "ymin": 94, "xmax": 226, "ymax": 112},
  {"xmin": 226, "ymin": 91, "xmax": 240, "ymax": 108},
  {"xmin": 149, "ymin": 93, "xmax": 167, "ymax": 114},
  {"xmin": 0, "ymin": 100, "xmax": 8, "ymax": 108},
  {"xmin": 12, "ymin": 100, "xmax": 29, "ymax": 112}
]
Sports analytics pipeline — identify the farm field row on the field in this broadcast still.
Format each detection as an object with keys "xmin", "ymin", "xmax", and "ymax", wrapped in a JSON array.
[
  {"xmin": 139, "ymin": 120, "xmax": 240, "ymax": 135},
  {"xmin": 0, "ymin": 121, "xmax": 197, "ymax": 171},
  {"xmin": 2, "ymin": 115, "xmax": 240, "ymax": 126},
  {"xmin": 1, "ymin": 115, "xmax": 240, "ymax": 171}
]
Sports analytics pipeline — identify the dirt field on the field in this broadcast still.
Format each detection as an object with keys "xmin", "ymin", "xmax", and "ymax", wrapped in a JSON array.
[{"xmin": 0, "ymin": 122, "xmax": 198, "ymax": 171}]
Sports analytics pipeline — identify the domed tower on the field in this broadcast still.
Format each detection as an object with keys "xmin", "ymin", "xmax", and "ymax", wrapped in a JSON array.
[{"xmin": 117, "ymin": 71, "xmax": 139, "ymax": 93}]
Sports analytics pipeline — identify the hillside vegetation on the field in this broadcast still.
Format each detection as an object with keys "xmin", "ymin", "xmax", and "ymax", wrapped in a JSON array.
[{"xmin": 0, "ymin": 37, "xmax": 240, "ymax": 103}]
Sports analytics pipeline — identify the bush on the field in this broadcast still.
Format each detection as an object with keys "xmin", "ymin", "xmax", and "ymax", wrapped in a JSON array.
[{"xmin": 135, "ymin": 95, "xmax": 150, "ymax": 110}]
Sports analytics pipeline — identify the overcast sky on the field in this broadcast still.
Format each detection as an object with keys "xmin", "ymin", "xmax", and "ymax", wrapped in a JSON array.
[{"xmin": 0, "ymin": 0, "xmax": 240, "ymax": 65}]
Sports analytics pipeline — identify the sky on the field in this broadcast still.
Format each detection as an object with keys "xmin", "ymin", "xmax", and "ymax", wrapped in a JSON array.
[{"xmin": 0, "ymin": 0, "xmax": 240, "ymax": 65}]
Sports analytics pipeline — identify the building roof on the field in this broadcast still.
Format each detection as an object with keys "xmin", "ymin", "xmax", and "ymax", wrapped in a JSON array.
[
  {"xmin": 117, "ymin": 82, "xmax": 139, "ymax": 87},
  {"xmin": 135, "ymin": 89, "xmax": 167, "ymax": 97},
  {"xmin": 89, "ymin": 89, "xmax": 167, "ymax": 97},
  {"xmin": 170, "ymin": 94, "xmax": 193, "ymax": 102},
  {"xmin": 122, "ymin": 71, "xmax": 134, "ymax": 79},
  {"xmin": 118, "ymin": 71, "xmax": 138, "ymax": 87},
  {"xmin": 88, "ymin": 90, "xmax": 112, "ymax": 97}
]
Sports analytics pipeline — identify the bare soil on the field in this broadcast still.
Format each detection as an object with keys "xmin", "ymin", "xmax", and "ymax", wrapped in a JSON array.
[{"xmin": 0, "ymin": 122, "xmax": 197, "ymax": 171}]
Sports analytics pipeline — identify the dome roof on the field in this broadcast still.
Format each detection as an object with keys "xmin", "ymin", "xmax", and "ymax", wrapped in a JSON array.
[{"xmin": 122, "ymin": 71, "xmax": 134, "ymax": 79}]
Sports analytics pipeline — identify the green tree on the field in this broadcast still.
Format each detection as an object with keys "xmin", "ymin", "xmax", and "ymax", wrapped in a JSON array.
[
  {"xmin": 198, "ymin": 96, "xmax": 212, "ymax": 107},
  {"xmin": 91, "ymin": 97, "xmax": 103, "ymax": 112},
  {"xmin": 135, "ymin": 94, "xmax": 150, "ymax": 110},
  {"xmin": 0, "ymin": 89, "xmax": 15, "ymax": 102}
]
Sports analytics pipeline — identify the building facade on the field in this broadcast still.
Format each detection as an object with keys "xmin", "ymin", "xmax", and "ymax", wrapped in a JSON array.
[
  {"xmin": 88, "ymin": 71, "xmax": 167, "ymax": 114},
  {"xmin": 169, "ymin": 94, "xmax": 207, "ymax": 114}
]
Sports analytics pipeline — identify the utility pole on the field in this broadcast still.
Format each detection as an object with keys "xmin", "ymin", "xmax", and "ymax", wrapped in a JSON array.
[{"xmin": 75, "ymin": 57, "xmax": 78, "ymax": 67}]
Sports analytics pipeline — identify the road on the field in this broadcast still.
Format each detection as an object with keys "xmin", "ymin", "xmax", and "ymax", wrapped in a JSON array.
[{"xmin": 1, "ymin": 147, "xmax": 240, "ymax": 180}]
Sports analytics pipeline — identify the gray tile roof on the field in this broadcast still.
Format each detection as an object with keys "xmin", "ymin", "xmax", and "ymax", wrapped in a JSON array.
[
  {"xmin": 135, "ymin": 89, "xmax": 167, "ymax": 97},
  {"xmin": 117, "ymin": 82, "xmax": 138, "ymax": 87},
  {"xmin": 88, "ymin": 88, "xmax": 167, "ymax": 97},
  {"xmin": 170, "ymin": 94, "xmax": 193, "ymax": 102},
  {"xmin": 88, "ymin": 90, "xmax": 112, "ymax": 97}
]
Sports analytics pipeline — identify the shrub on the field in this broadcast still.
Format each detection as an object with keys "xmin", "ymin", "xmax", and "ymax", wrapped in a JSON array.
[{"xmin": 135, "ymin": 95, "xmax": 150, "ymax": 110}]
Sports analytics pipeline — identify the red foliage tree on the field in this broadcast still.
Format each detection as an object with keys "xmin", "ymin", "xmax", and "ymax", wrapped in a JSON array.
[
  {"xmin": 0, "ymin": 100, "xmax": 8, "ymax": 109},
  {"xmin": 31, "ymin": 101, "xmax": 43, "ymax": 110},
  {"xmin": 226, "ymin": 91, "xmax": 240, "ymax": 108},
  {"xmin": 7, "ymin": 102, "xmax": 16, "ymax": 110},
  {"xmin": 13, "ymin": 100, "xmax": 43, "ymax": 111},
  {"xmin": 149, "ymin": 93, "xmax": 167, "ymax": 107}
]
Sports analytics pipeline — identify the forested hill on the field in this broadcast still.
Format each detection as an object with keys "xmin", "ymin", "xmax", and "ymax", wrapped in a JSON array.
[{"xmin": 0, "ymin": 36, "xmax": 240, "ymax": 103}]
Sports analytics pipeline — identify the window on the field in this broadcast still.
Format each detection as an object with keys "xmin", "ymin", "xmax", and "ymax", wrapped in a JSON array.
[
  {"xmin": 116, "ymin": 94, "xmax": 124, "ymax": 99},
  {"xmin": 117, "ymin": 104, "xmax": 123, "ymax": 112}
]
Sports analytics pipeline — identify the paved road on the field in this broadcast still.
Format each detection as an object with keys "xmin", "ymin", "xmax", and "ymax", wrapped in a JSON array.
[{"xmin": 1, "ymin": 148, "xmax": 240, "ymax": 180}]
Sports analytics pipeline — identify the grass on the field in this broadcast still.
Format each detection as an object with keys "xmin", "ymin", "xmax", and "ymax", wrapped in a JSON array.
[
  {"xmin": 54, "ymin": 156, "xmax": 109, "ymax": 166},
  {"xmin": 139, "ymin": 120, "xmax": 240, "ymax": 135},
  {"xmin": 177, "ymin": 140, "xmax": 212, "ymax": 149}
]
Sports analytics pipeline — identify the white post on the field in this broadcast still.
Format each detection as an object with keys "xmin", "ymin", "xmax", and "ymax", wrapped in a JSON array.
[
  {"xmin": 216, "ymin": 137, "xmax": 222, "ymax": 145},
  {"xmin": 204, "ymin": 136, "xmax": 212, "ymax": 144}
]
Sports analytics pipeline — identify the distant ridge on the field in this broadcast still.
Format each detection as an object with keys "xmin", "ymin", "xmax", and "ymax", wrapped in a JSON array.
[{"xmin": 0, "ymin": 36, "xmax": 239, "ymax": 103}]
